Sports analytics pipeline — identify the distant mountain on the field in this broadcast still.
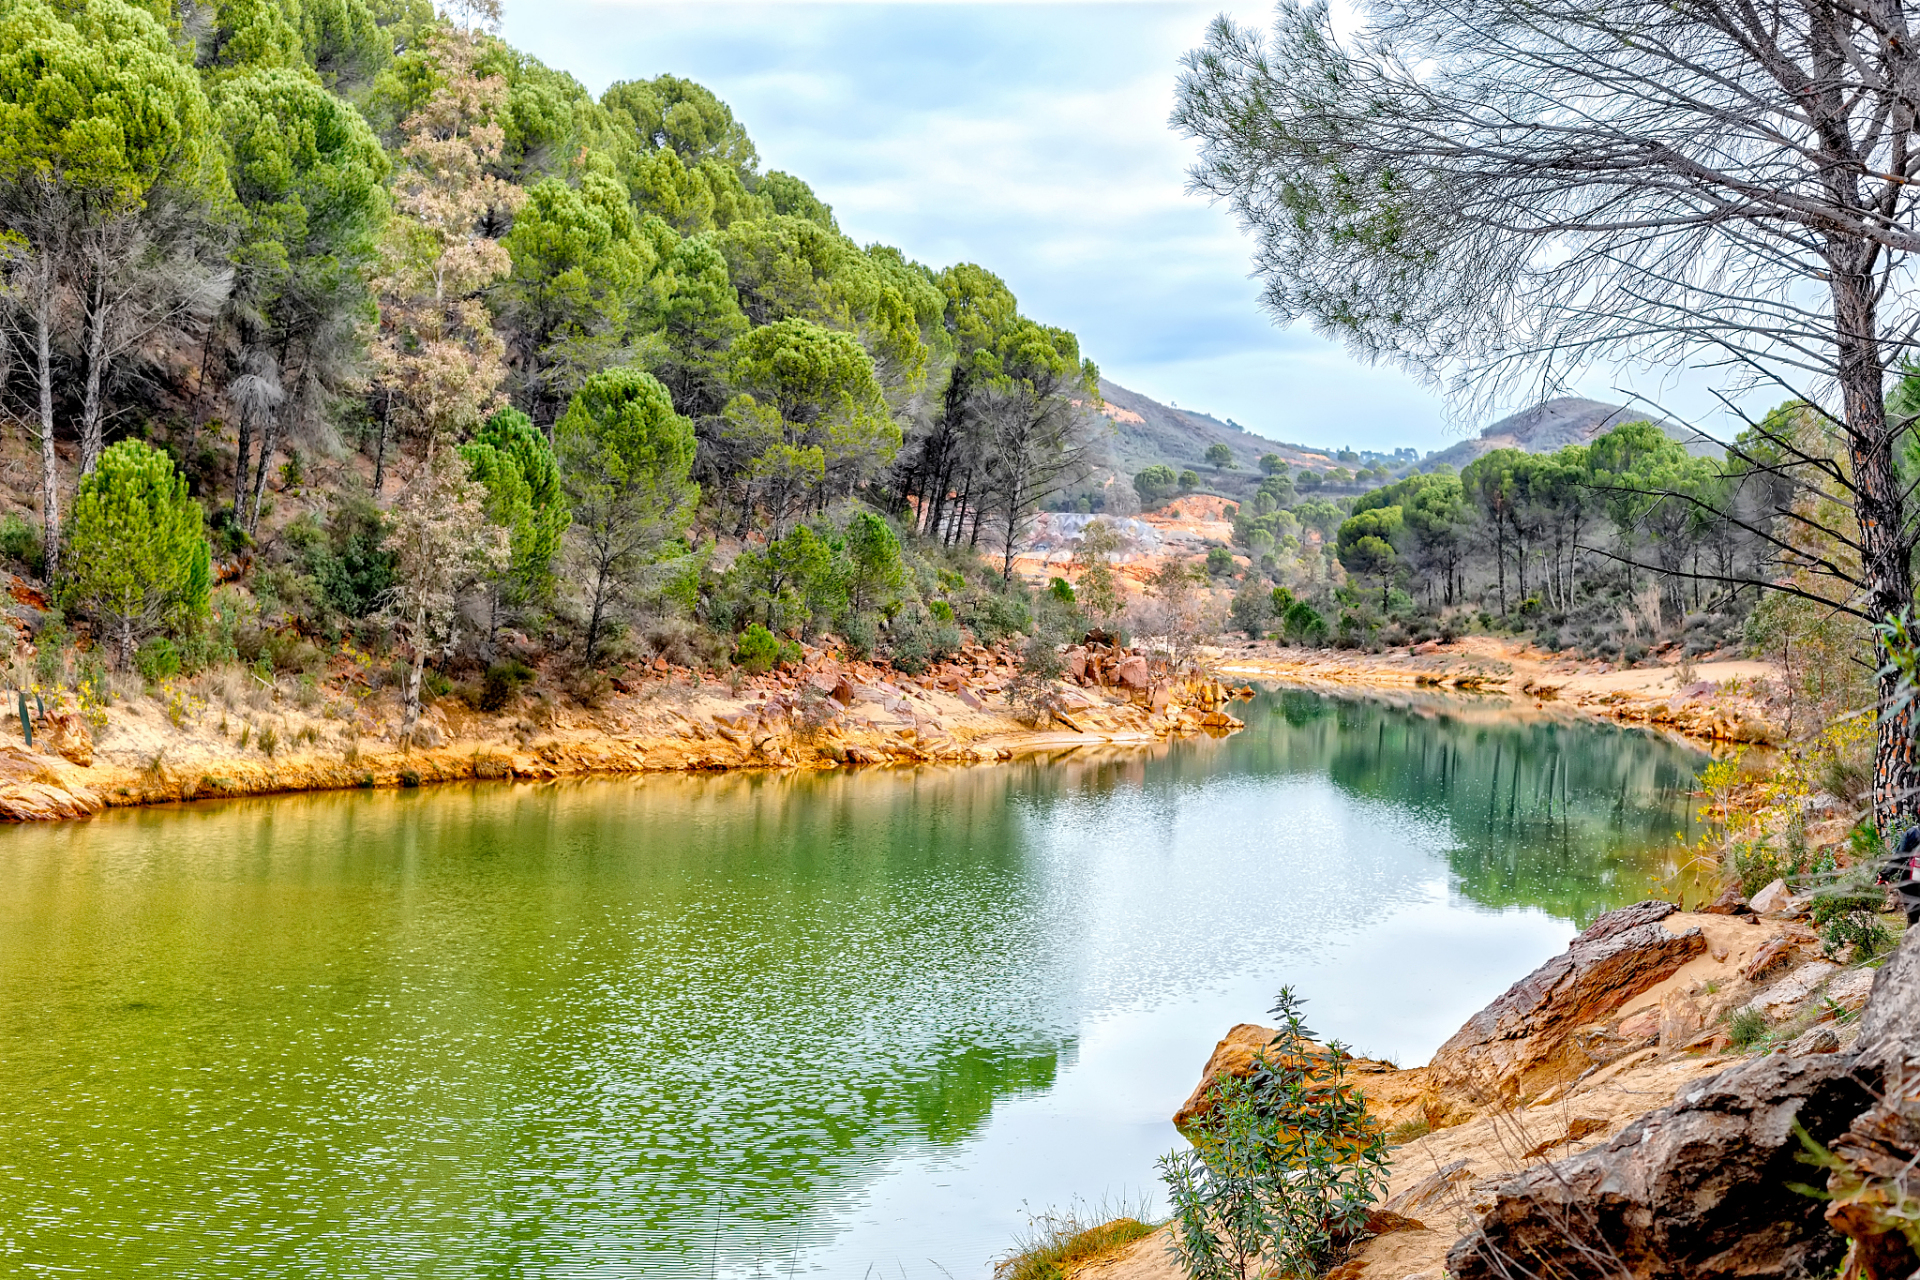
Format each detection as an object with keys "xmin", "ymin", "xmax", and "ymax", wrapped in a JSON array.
[
  {"xmin": 1089, "ymin": 379, "xmax": 1340, "ymax": 476},
  {"xmin": 1421, "ymin": 397, "xmax": 1720, "ymax": 471}
]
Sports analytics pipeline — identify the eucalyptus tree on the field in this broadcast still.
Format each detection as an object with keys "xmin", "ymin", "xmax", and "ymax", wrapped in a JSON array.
[{"xmin": 1175, "ymin": 0, "xmax": 1920, "ymax": 822}]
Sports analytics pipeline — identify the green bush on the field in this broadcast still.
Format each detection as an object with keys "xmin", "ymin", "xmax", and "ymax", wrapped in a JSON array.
[
  {"xmin": 1159, "ymin": 988, "xmax": 1389, "ymax": 1279},
  {"xmin": 1206, "ymin": 546, "xmax": 1235, "ymax": 576},
  {"xmin": 0, "ymin": 512, "xmax": 43, "ymax": 575},
  {"xmin": 135, "ymin": 637, "xmax": 180, "ymax": 684},
  {"xmin": 479, "ymin": 660, "xmax": 534, "ymax": 712},
  {"xmin": 59, "ymin": 439, "xmax": 210, "ymax": 667},
  {"xmin": 1809, "ymin": 867, "xmax": 1895, "ymax": 959},
  {"xmin": 734, "ymin": 623, "xmax": 781, "ymax": 674},
  {"xmin": 889, "ymin": 604, "xmax": 961, "ymax": 675}
]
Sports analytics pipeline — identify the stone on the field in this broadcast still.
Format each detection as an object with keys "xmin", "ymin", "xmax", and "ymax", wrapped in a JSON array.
[
  {"xmin": 1384, "ymin": 1159, "xmax": 1473, "ymax": 1218},
  {"xmin": 1700, "ymin": 885, "xmax": 1752, "ymax": 915},
  {"xmin": 1448, "ymin": 1052, "xmax": 1879, "ymax": 1280},
  {"xmin": 40, "ymin": 712, "xmax": 91, "ymax": 767},
  {"xmin": 957, "ymin": 688, "xmax": 984, "ymax": 711},
  {"xmin": 1781, "ymin": 1025, "xmax": 1841, "ymax": 1055},
  {"xmin": 831, "ymin": 676, "xmax": 856, "ymax": 705},
  {"xmin": 1739, "ymin": 960, "xmax": 1841, "ymax": 1020},
  {"xmin": 1115, "ymin": 655, "xmax": 1151, "ymax": 690},
  {"xmin": 1821, "ymin": 930, "xmax": 1920, "ymax": 1278},
  {"xmin": 1427, "ymin": 901, "xmax": 1706, "ymax": 1103},
  {"xmin": 1742, "ymin": 933, "xmax": 1803, "ymax": 982},
  {"xmin": 1824, "ymin": 966, "xmax": 1877, "ymax": 1015},
  {"xmin": 1173, "ymin": 1024, "xmax": 1270, "ymax": 1130},
  {"xmin": 1617, "ymin": 1007, "xmax": 1661, "ymax": 1042},
  {"xmin": 1750, "ymin": 877, "xmax": 1796, "ymax": 914},
  {"xmin": 1065, "ymin": 648, "xmax": 1088, "ymax": 681}
]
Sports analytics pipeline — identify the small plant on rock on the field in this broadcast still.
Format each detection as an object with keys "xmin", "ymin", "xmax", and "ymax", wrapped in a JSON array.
[
  {"xmin": 1159, "ymin": 987, "xmax": 1389, "ymax": 1280},
  {"xmin": 1808, "ymin": 865, "xmax": 1896, "ymax": 960},
  {"xmin": 1725, "ymin": 1005, "xmax": 1768, "ymax": 1050}
]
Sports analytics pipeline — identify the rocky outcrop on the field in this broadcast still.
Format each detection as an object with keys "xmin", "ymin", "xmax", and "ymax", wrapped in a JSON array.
[
  {"xmin": 1447, "ymin": 1052, "xmax": 1878, "ymax": 1280},
  {"xmin": 1817, "ymin": 923, "xmax": 1920, "ymax": 1278},
  {"xmin": 1172, "ymin": 1022, "xmax": 1403, "ymax": 1133},
  {"xmin": 1449, "ymin": 923, "xmax": 1920, "ymax": 1280},
  {"xmin": 1427, "ymin": 901, "xmax": 1707, "ymax": 1104}
]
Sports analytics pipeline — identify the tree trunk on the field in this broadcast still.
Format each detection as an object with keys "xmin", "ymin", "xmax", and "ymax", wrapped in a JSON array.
[
  {"xmin": 245, "ymin": 407, "xmax": 281, "ymax": 536},
  {"xmin": 401, "ymin": 603, "xmax": 427, "ymax": 747},
  {"xmin": 33, "ymin": 296, "xmax": 59, "ymax": 581},
  {"xmin": 1833, "ymin": 265, "xmax": 1920, "ymax": 832},
  {"xmin": 373, "ymin": 389, "xmax": 390, "ymax": 494},
  {"xmin": 233, "ymin": 408, "xmax": 253, "ymax": 522},
  {"xmin": 78, "ymin": 268, "xmax": 109, "ymax": 478},
  {"xmin": 584, "ymin": 551, "xmax": 610, "ymax": 664}
]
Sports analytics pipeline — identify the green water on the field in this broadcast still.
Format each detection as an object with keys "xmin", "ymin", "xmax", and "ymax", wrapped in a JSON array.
[{"xmin": 0, "ymin": 689, "xmax": 1706, "ymax": 1278}]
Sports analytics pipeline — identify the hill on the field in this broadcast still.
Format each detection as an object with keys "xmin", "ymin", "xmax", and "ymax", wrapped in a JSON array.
[
  {"xmin": 1421, "ymin": 397, "xmax": 1720, "ymax": 471},
  {"xmin": 1088, "ymin": 379, "xmax": 1346, "ymax": 477}
]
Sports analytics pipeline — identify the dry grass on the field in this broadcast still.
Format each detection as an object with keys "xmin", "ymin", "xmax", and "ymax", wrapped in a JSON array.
[{"xmin": 993, "ymin": 1202, "xmax": 1158, "ymax": 1280}]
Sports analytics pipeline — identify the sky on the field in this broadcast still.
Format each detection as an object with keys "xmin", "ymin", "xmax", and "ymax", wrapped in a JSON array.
[{"xmin": 497, "ymin": 2, "xmax": 1733, "ymax": 455}]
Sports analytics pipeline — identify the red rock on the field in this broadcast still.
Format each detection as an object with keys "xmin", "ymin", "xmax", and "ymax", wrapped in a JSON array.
[{"xmin": 1115, "ymin": 655, "xmax": 1151, "ymax": 690}]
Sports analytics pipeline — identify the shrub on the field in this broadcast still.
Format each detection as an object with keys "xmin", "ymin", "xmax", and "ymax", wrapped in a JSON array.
[
  {"xmin": 733, "ymin": 623, "xmax": 781, "ymax": 674},
  {"xmin": 480, "ymin": 660, "xmax": 534, "ymax": 712},
  {"xmin": 1206, "ymin": 545, "xmax": 1236, "ymax": 576},
  {"xmin": 889, "ymin": 605, "xmax": 961, "ymax": 675},
  {"xmin": 1008, "ymin": 634, "xmax": 1067, "ymax": 726},
  {"xmin": 993, "ymin": 1207, "xmax": 1156, "ymax": 1280},
  {"xmin": 1725, "ymin": 1006, "xmax": 1768, "ymax": 1050},
  {"xmin": 1159, "ymin": 988, "xmax": 1388, "ymax": 1279},
  {"xmin": 0, "ymin": 512, "xmax": 43, "ymax": 575},
  {"xmin": 59, "ymin": 440, "xmax": 210, "ymax": 668},
  {"xmin": 1809, "ymin": 866, "xmax": 1896, "ymax": 959},
  {"xmin": 135, "ymin": 637, "xmax": 180, "ymax": 684}
]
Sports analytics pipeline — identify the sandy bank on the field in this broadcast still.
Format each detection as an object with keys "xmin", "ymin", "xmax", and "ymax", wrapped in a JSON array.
[
  {"xmin": 0, "ymin": 639, "xmax": 1249, "ymax": 822},
  {"xmin": 1213, "ymin": 635, "xmax": 1781, "ymax": 746}
]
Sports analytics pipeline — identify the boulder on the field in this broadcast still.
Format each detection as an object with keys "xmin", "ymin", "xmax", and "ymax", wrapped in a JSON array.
[
  {"xmin": 1819, "ymin": 926, "xmax": 1920, "ymax": 1278},
  {"xmin": 1781, "ymin": 1025, "xmax": 1841, "ymax": 1056},
  {"xmin": 1739, "ymin": 960, "xmax": 1841, "ymax": 1021},
  {"xmin": 831, "ymin": 676, "xmax": 856, "ymax": 705},
  {"xmin": 1743, "ymin": 932, "xmax": 1804, "ymax": 982},
  {"xmin": 1448, "ymin": 1051, "xmax": 1879, "ymax": 1280},
  {"xmin": 40, "ymin": 712, "xmax": 91, "ymax": 767},
  {"xmin": 1451, "ymin": 923, "xmax": 1920, "ymax": 1280},
  {"xmin": 1701, "ymin": 885, "xmax": 1753, "ymax": 916},
  {"xmin": 1751, "ymin": 877, "xmax": 1796, "ymax": 914},
  {"xmin": 1115, "ymin": 655, "xmax": 1151, "ymax": 690},
  {"xmin": 1173, "ymin": 1024, "xmax": 1272, "ymax": 1130},
  {"xmin": 1427, "ymin": 901, "xmax": 1706, "ymax": 1103}
]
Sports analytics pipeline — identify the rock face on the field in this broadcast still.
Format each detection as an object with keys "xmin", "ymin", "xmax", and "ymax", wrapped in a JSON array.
[
  {"xmin": 1818, "ymin": 925, "xmax": 1920, "ymax": 1278},
  {"xmin": 1427, "ymin": 901, "xmax": 1707, "ymax": 1103},
  {"xmin": 1447, "ymin": 1053, "xmax": 1880, "ymax": 1280},
  {"xmin": 1449, "ymin": 922, "xmax": 1920, "ymax": 1280}
]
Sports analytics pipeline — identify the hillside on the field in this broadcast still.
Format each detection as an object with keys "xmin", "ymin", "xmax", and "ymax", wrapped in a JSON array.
[
  {"xmin": 1422, "ymin": 397, "xmax": 1721, "ymax": 471},
  {"xmin": 1089, "ymin": 379, "xmax": 1344, "ymax": 476}
]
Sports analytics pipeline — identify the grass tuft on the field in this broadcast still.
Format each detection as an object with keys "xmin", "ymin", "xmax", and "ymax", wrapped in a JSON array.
[{"xmin": 993, "ymin": 1202, "xmax": 1157, "ymax": 1280}]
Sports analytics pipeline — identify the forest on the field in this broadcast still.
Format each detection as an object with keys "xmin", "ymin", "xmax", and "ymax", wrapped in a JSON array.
[
  {"xmin": 1176, "ymin": 410, "xmax": 1831, "ymax": 670},
  {"xmin": 0, "ymin": 0, "xmax": 1107, "ymax": 738}
]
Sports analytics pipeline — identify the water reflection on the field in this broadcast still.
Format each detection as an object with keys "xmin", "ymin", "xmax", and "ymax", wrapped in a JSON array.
[{"xmin": 0, "ymin": 689, "xmax": 1704, "ymax": 1277}]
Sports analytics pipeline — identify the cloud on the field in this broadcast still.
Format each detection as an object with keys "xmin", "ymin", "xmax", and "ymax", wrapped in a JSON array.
[{"xmin": 503, "ymin": 1, "xmax": 1461, "ymax": 450}]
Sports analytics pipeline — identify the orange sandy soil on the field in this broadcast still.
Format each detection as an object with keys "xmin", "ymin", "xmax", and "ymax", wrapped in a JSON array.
[
  {"xmin": 1209, "ymin": 634, "xmax": 1782, "ymax": 747},
  {"xmin": 0, "ymin": 638, "xmax": 1249, "ymax": 822}
]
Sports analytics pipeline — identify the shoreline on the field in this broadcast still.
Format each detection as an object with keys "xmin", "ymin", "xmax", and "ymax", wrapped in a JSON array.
[{"xmin": 0, "ymin": 636, "xmax": 1779, "ymax": 823}]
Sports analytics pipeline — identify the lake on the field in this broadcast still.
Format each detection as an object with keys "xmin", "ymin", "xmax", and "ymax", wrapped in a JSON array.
[{"xmin": 0, "ymin": 688, "xmax": 1707, "ymax": 1278}]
